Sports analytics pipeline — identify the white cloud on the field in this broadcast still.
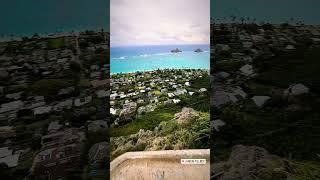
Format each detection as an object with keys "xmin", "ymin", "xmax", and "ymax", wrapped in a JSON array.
[{"xmin": 111, "ymin": 0, "xmax": 210, "ymax": 46}]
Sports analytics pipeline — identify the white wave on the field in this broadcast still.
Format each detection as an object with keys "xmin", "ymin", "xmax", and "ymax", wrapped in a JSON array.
[
  {"xmin": 113, "ymin": 56, "xmax": 126, "ymax": 60},
  {"xmin": 139, "ymin": 54, "xmax": 149, "ymax": 57}
]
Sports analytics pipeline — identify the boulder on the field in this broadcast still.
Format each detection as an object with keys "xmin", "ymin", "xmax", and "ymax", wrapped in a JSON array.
[
  {"xmin": 216, "ymin": 71, "xmax": 230, "ymax": 80},
  {"xmin": 252, "ymin": 96, "xmax": 271, "ymax": 107},
  {"xmin": 240, "ymin": 64, "xmax": 255, "ymax": 77},
  {"xmin": 194, "ymin": 48, "xmax": 203, "ymax": 53},
  {"xmin": 0, "ymin": 101, "xmax": 24, "ymax": 113},
  {"xmin": 171, "ymin": 48, "xmax": 182, "ymax": 53},
  {"xmin": 33, "ymin": 106, "xmax": 52, "ymax": 115},
  {"xmin": 211, "ymin": 119, "xmax": 226, "ymax": 132},
  {"xmin": 285, "ymin": 83, "xmax": 309, "ymax": 96},
  {"xmin": 174, "ymin": 107, "xmax": 199, "ymax": 124},
  {"xmin": 211, "ymin": 145, "xmax": 279, "ymax": 180},
  {"xmin": 89, "ymin": 142, "xmax": 109, "ymax": 165},
  {"xmin": 119, "ymin": 102, "xmax": 137, "ymax": 122},
  {"xmin": 212, "ymin": 90, "xmax": 232, "ymax": 107},
  {"xmin": 47, "ymin": 121, "xmax": 62, "ymax": 133}
]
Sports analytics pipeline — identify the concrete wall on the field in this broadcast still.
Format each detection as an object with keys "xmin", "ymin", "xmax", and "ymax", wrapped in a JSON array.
[{"xmin": 111, "ymin": 149, "xmax": 210, "ymax": 180}]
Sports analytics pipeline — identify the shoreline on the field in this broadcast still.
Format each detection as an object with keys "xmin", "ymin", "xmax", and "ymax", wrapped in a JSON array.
[
  {"xmin": 110, "ymin": 67, "xmax": 210, "ymax": 76},
  {"xmin": 0, "ymin": 28, "xmax": 109, "ymax": 42}
]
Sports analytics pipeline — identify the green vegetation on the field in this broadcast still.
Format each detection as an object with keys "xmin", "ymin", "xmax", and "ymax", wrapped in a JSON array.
[
  {"xmin": 30, "ymin": 79, "xmax": 72, "ymax": 97},
  {"xmin": 190, "ymin": 75, "xmax": 210, "ymax": 89},
  {"xmin": 254, "ymin": 47, "xmax": 320, "ymax": 93},
  {"xmin": 215, "ymin": 60, "xmax": 244, "ymax": 72},
  {"xmin": 111, "ymin": 110, "xmax": 210, "ymax": 160},
  {"xmin": 111, "ymin": 106, "xmax": 180, "ymax": 137},
  {"xmin": 180, "ymin": 92, "xmax": 209, "ymax": 112},
  {"xmin": 47, "ymin": 38, "xmax": 65, "ymax": 49},
  {"xmin": 213, "ymin": 47, "xmax": 320, "ymax": 162}
]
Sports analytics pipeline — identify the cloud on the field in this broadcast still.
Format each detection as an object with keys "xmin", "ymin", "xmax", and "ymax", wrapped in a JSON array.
[{"xmin": 110, "ymin": 0, "xmax": 210, "ymax": 46}]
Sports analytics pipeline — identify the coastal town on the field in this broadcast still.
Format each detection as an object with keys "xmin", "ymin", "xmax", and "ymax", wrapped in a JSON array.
[
  {"xmin": 0, "ymin": 31, "xmax": 110, "ymax": 179},
  {"xmin": 210, "ymin": 19, "xmax": 320, "ymax": 179},
  {"xmin": 110, "ymin": 68, "xmax": 210, "ymax": 159}
]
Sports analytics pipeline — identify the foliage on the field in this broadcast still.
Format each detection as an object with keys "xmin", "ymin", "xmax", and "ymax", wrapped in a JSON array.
[
  {"xmin": 30, "ymin": 79, "xmax": 71, "ymax": 97},
  {"xmin": 111, "ymin": 106, "xmax": 180, "ymax": 137},
  {"xmin": 47, "ymin": 38, "xmax": 65, "ymax": 49}
]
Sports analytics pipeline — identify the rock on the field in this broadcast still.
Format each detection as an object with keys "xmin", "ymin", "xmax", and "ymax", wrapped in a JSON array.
[
  {"xmin": 58, "ymin": 87, "xmax": 75, "ymax": 96},
  {"xmin": 0, "ymin": 100, "xmax": 24, "ymax": 113},
  {"xmin": 194, "ymin": 48, "xmax": 203, "ymax": 53},
  {"xmin": 53, "ymin": 99, "xmax": 73, "ymax": 111},
  {"xmin": 88, "ymin": 120, "xmax": 108, "ymax": 132},
  {"xmin": 0, "ymin": 69, "xmax": 9, "ymax": 79},
  {"xmin": 119, "ymin": 102, "xmax": 137, "ymax": 122},
  {"xmin": 252, "ymin": 96, "xmax": 271, "ymax": 107},
  {"xmin": 240, "ymin": 64, "xmax": 255, "ymax": 77},
  {"xmin": 285, "ymin": 83, "xmax": 309, "ymax": 96},
  {"xmin": 89, "ymin": 142, "xmax": 109, "ymax": 165},
  {"xmin": 212, "ymin": 90, "xmax": 232, "ymax": 107},
  {"xmin": 285, "ymin": 45, "xmax": 295, "ymax": 50},
  {"xmin": 5, "ymin": 92, "xmax": 23, "ymax": 100},
  {"xmin": 96, "ymin": 90, "xmax": 109, "ymax": 98},
  {"xmin": 171, "ymin": 48, "xmax": 182, "ymax": 53},
  {"xmin": 74, "ymin": 96, "xmax": 92, "ymax": 107},
  {"xmin": 211, "ymin": 119, "xmax": 226, "ymax": 132},
  {"xmin": 47, "ymin": 121, "xmax": 62, "ymax": 133},
  {"xmin": 216, "ymin": 71, "xmax": 230, "ymax": 80},
  {"xmin": 231, "ymin": 86, "xmax": 247, "ymax": 99},
  {"xmin": 211, "ymin": 145, "xmax": 278, "ymax": 180},
  {"xmin": 174, "ymin": 108, "xmax": 199, "ymax": 124},
  {"xmin": 33, "ymin": 106, "xmax": 52, "ymax": 115}
]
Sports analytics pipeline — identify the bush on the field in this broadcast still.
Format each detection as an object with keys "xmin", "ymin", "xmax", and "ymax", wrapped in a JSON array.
[{"xmin": 30, "ymin": 79, "xmax": 71, "ymax": 97}]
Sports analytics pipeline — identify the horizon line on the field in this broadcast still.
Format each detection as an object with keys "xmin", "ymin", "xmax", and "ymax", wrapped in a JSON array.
[{"xmin": 111, "ymin": 43, "xmax": 210, "ymax": 48}]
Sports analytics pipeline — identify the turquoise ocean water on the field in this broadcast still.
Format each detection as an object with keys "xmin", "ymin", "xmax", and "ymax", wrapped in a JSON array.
[
  {"xmin": 111, "ymin": 44, "xmax": 210, "ymax": 74},
  {"xmin": 0, "ymin": 0, "xmax": 109, "ymax": 37}
]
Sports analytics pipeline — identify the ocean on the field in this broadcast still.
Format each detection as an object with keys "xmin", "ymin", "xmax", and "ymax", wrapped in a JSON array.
[
  {"xmin": 211, "ymin": 0, "xmax": 320, "ymax": 25},
  {"xmin": 0, "ymin": 0, "xmax": 109, "ymax": 37},
  {"xmin": 110, "ymin": 44, "xmax": 210, "ymax": 74}
]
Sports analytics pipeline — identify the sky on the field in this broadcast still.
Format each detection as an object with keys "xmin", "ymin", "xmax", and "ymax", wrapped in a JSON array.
[
  {"xmin": 0, "ymin": 0, "xmax": 109, "ymax": 37},
  {"xmin": 211, "ymin": 0, "xmax": 320, "ymax": 24},
  {"xmin": 110, "ymin": 0, "xmax": 210, "ymax": 47}
]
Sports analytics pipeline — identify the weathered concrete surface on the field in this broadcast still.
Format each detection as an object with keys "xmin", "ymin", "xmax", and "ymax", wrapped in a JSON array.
[{"xmin": 111, "ymin": 149, "xmax": 210, "ymax": 180}]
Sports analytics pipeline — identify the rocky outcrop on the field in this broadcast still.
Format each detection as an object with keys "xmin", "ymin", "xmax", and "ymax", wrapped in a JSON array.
[
  {"xmin": 119, "ymin": 102, "xmax": 137, "ymax": 122},
  {"xmin": 194, "ymin": 48, "xmax": 203, "ymax": 53},
  {"xmin": 211, "ymin": 145, "xmax": 285, "ymax": 180},
  {"xmin": 252, "ymin": 96, "xmax": 271, "ymax": 107},
  {"xmin": 173, "ymin": 107, "xmax": 199, "ymax": 124},
  {"xmin": 284, "ymin": 83, "xmax": 309, "ymax": 96},
  {"xmin": 88, "ymin": 141, "xmax": 109, "ymax": 165},
  {"xmin": 171, "ymin": 48, "xmax": 182, "ymax": 53}
]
